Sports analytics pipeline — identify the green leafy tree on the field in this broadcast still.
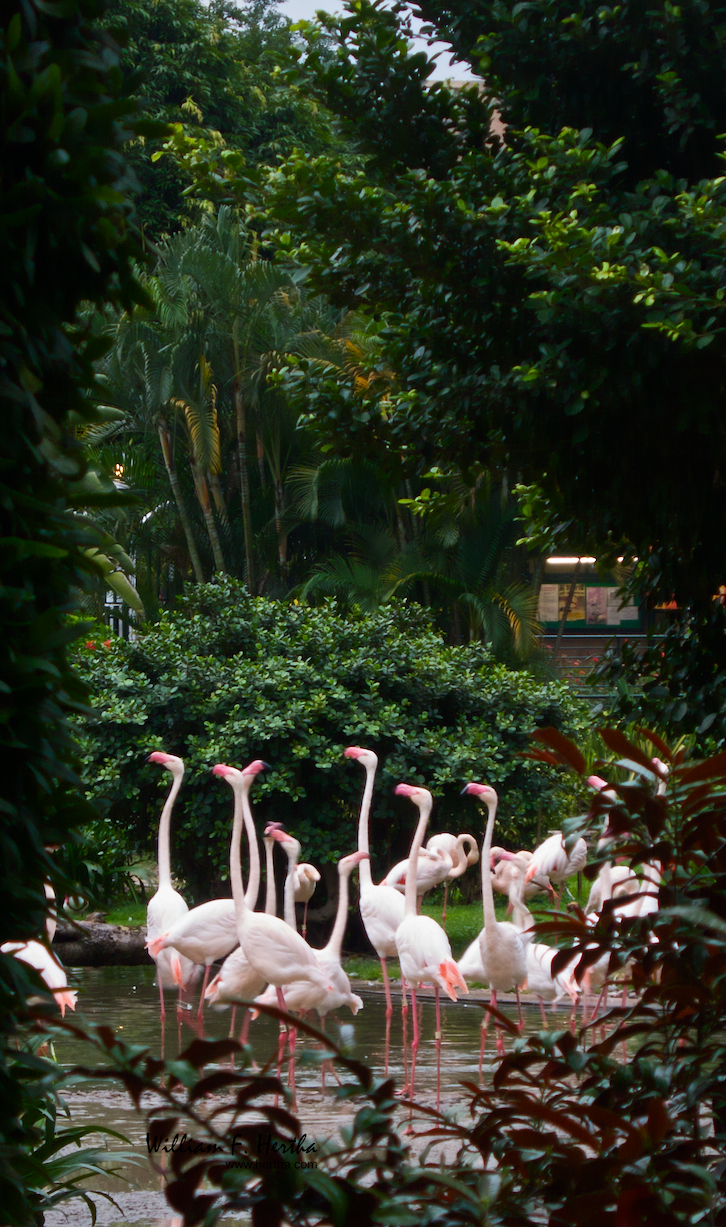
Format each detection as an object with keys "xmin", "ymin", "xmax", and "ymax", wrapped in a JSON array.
[{"xmin": 260, "ymin": 0, "xmax": 726, "ymax": 613}]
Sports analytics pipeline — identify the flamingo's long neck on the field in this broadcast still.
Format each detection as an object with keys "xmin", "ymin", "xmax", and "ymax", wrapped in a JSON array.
[
  {"xmin": 357, "ymin": 761, "xmax": 376, "ymax": 891},
  {"xmin": 230, "ymin": 780, "xmax": 250, "ymax": 928},
  {"xmin": 283, "ymin": 842, "xmax": 300, "ymax": 930},
  {"xmin": 481, "ymin": 793, "xmax": 499, "ymax": 931},
  {"xmin": 264, "ymin": 837, "xmax": 276, "ymax": 915},
  {"xmin": 405, "ymin": 795, "xmax": 432, "ymax": 916},
  {"xmin": 322, "ymin": 863, "xmax": 352, "ymax": 962},
  {"xmin": 244, "ymin": 802, "xmax": 261, "ymax": 911},
  {"xmin": 157, "ymin": 768, "xmax": 183, "ymax": 889}
]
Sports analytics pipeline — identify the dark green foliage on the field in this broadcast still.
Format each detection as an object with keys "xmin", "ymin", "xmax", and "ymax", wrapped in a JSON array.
[
  {"xmin": 417, "ymin": 0, "xmax": 726, "ymax": 184},
  {"xmin": 105, "ymin": 0, "xmax": 343, "ymax": 238},
  {"xmin": 1, "ymin": 0, "xmax": 149, "ymax": 1218},
  {"xmin": 260, "ymin": 0, "xmax": 726, "ymax": 612},
  {"xmin": 72, "ymin": 578, "xmax": 584, "ymax": 899}
]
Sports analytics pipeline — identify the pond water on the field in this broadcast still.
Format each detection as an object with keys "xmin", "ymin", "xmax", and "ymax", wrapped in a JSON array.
[{"xmin": 46, "ymin": 966, "xmax": 620, "ymax": 1227}]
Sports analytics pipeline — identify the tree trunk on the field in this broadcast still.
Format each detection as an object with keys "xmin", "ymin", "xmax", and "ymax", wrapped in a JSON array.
[
  {"xmin": 209, "ymin": 472, "xmax": 229, "ymax": 525},
  {"xmin": 157, "ymin": 421, "xmax": 205, "ymax": 583},
  {"xmin": 274, "ymin": 476, "xmax": 288, "ymax": 579},
  {"xmin": 257, "ymin": 431, "xmax": 266, "ymax": 488},
  {"xmin": 234, "ymin": 378, "xmax": 256, "ymax": 592},
  {"xmin": 192, "ymin": 465, "xmax": 226, "ymax": 574}
]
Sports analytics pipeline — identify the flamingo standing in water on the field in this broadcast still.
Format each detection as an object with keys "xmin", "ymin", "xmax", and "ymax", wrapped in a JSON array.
[
  {"xmin": 394, "ymin": 784, "xmax": 468, "ymax": 1119},
  {"xmin": 204, "ymin": 802, "xmax": 271, "ymax": 1050},
  {"xmin": 461, "ymin": 783, "xmax": 528, "ymax": 1066},
  {"xmin": 212, "ymin": 762, "xmax": 334, "ymax": 1102},
  {"xmin": 344, "ymin": 747, "xmax": 405, "ymax": 1076},
  {"xmin": 253, "ymin": 839, "xmax": 367, "ymax": 1090},
  {"xmin": 146, "ymin": 753, "xmax": 199, "ymax": 1033}
]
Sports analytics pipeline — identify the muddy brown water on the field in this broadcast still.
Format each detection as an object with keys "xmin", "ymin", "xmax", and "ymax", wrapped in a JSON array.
[{"xmin": 45, "ymin": 965, "xmax": 615, "ymax": 1227}]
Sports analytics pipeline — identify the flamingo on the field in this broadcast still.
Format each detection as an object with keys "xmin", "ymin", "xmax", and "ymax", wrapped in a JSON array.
[
  {"xmin": 212, "ymin": 762, "xmax": 334, "ymax": 1101},
  {"xmin": 344, "ymin": 747, "xmax": 405, "ymax": 1075},
  {"xmin": 426, "ymin": 832, "xmax": 480, "ymax": 921},
  {"xmin": 146, "ymin": 753, "xmax": 199, "ymax": 1028},
  {"xmin": 263, "ymin": 823, "xmax": 321, "ymax": 935},
  {"xmin": 490, "ymin": 849, "xmax": 555, "ymax": 911},
  {"xmin": 524, "ymin": 830, "xmax": 588, "ymax": 907},
  {"xmin": 204, "ymin": 803, "xmax": 272, "ymax": 1050},
  {"xmin": 384, "ymin": 846, "xmax": 454, "ymax": 911},
  {"xmin": 461, "ymin": 783, "xmax": 528, "ymax": 1066},
  {"xmin": 253, "ymin": 844, "xmax": 367, "ymax": 1089},
  {"xmin": 2, "ymin": 941, "xmax": 77, "ymax": 1016},
  {"xmin": 394, "ymin": 784, "xmax": 468, "ymax": 1118},
  {"xmin": 506, "ymin": 868, "xmax": 580, "ymax": 1027}
]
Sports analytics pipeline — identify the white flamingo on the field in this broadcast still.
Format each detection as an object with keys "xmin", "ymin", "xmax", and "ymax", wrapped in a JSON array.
[
  {"xmin": 212, "ymin": 762, "xmax": 334, "ymax": 1101},
  {"xmin": 490, "ymin": 847, "xmax": 555, "ymax": 907},
  {"xmin": 461, "ymin": 783, "xmax": 528, "ymax": 1065},
  {"xmin": 2, "ymin": 941, "xmax": 77, "ymax": 1016},
  {"xmin": 426, "ymin": 831, "xmax": 480, "ymax": 921},
  {"xmin": 394, "ymin": 783, "xmax": 468, "ymax": 1117},
  {"xmin": 263, "ymin": 822, "xmax": 321, "ymax": 935},
  {"xmin": 253, "ymin": 844, "xmax": 367, "ymax": 1089},
  {"xmin": 146, "ymin": 753, "xmax": 199, "ymax": 1024},
  {"xmin": 524, "ymin": 830, "xmax": 588, "ymax": 907},
  {"xmin": 344, "ymin": 746, "xmax": 405, "ymax": 1075},
  {"xmin": 507, "ymin": 868, "xmax": 579, "ymax": 1027},
  {"xmin": 383, "ymin": 846, "xmax": 453, "ymax": 908},
  {"xmin": 204, "ymin": 805, "xmax": 272, "ymax": 1048}
]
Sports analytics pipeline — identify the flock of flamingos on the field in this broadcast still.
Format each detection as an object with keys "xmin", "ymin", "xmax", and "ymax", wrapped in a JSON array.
[{"xmin": 3, "ymin": 746, "xmax": 664, "ymax": 1113}]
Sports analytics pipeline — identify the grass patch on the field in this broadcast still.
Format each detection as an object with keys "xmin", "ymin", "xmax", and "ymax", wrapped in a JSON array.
[{"xmin": 104, "ymin": 901, "xmax": 147, "ymax": 928}]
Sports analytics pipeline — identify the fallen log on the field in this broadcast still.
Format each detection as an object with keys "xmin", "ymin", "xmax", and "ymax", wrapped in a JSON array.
[{"xmin": 54, "ymin": 917, "xmax": 149, "ymax": 967}]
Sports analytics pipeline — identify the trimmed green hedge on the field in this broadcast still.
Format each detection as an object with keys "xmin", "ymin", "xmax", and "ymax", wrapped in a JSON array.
[{"xmin": 73, "ymin": 579, "xmax": 586, "ymax": 898}]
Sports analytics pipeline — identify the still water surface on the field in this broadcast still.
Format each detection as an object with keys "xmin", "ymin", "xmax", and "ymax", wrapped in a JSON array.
[{"xmin": 47, "ymin": 965, "xmax": 592, "ymax": 1227}]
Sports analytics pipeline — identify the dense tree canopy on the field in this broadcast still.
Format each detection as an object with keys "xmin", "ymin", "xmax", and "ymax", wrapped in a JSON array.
[{"xmin": 257, "ymin": 0, "xmax": 726, "ymax": 612}]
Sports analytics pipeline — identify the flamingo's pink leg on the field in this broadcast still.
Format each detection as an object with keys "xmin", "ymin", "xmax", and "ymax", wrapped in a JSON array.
[
  {"xmin": 158, "ymin": 977, "xmax": 167, "ymax": 1060},
  {"xmin": 442, "ymin": 882, "xmax": 448, "ymax": 925},
  {"xmin": 434, "ymin": 986, "xmax": 442, "ymax": 1113},
  {"xmin": 274, "ymin": 987, "xmax": 287, "ymax": 1107},
  {"xmin": 407, "ymin": 986, "xmax": 419, "ymax": 1132},
  {"xmin": 239, "ymin": 1009, "xmax": 251, "ymax": 1046},
  {"xmin": 380, "ymin": 958, "xmax": 392, "ymax": 1077},
  {"xmin": 515, "ymin": 987, "xmax": 523, "ymax": 1033},
  {"xmin": 229, "ymin": 1005, "xmax": 237, "ymax": 1068},
  {"xmin": 401, "ymin": 979, "xmax": 410, "ymax": 1095},
  {"xmin": 196, "ymin": 965, "xmax": 210, "ymax": 1035},
  {"xmin": 302, "ymin": 900, "xmax": 308, "ymax": 939},
  {"xmin": 539, "ymin": 996, "xmax": 548, "ymax": 1028}
]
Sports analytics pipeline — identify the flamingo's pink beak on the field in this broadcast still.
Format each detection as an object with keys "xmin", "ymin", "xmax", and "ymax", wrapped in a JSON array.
[
  {"xmin": 395, "ymin": 783, "xmax": 417, "ymax": 797},
  {"xmin": 268, "ymin": 828, "xmax": 291, "ymax": 844},
  {"xmin": 587, "ymin": 775, "xmax": 609, "ymax": 791},
  {"xmin": 212, "ymin": 764, "xmax": 231, "ymax": 777},
  {"xmin": 344, "ymin": 746, "xmax": 362, "ymax": 758},
  {"xmin": 149, "ymin": 751, "xmax": 170, "ymax": 764}
]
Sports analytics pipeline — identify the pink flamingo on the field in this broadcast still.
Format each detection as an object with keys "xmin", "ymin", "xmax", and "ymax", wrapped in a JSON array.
[
  {"xmin": 146, "ymin": 753, "xmax": 199, "ymax": 1033},
  {"xmin": 461, "ymin": 783, "xmax": 528, "ymax": 1066},
  {"xmin": 426, "ymin": 831, "xmax": 480, "ymax": 921},
  {"xmin": 344, "ymin": 747, "xmax": 405, "ymax": 1076},
  {"xmin": 212, "ymin": 762, "xmax": 334, "ymax": 1102},
  {"xmin": 253, "ymin": 842, "xmax": 367, "ymax": 1090},
  {"xmin": 2, "ymin": 941, "xmax": 77, "ymax": 1016},
  {"xmin": 394, "ymin": 783, "xmax": 468, "ymax": 1120},
  {"xmin": 524, "ymin": 830, "xmax": 588, "ymax": 907}
]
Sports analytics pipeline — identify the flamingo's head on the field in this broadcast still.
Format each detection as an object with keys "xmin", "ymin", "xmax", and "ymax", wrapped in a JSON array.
[
  {"xmin": 461, "ymin": 782, "xmax": 498, "ymax": 805},
  {"xmin": 264, "ymin": 821, "xmax": 285, "ymax": 835},
  {"xmin": 149, "ymin": 751, "xmax": 183, "ymax": 770},
  {"xmin": 344, "ymin": 746, "xmax": 378, "ymax": 768},
  {"xmin": 212, "ymin": 763, "xmax": 235, "ymax": 778},
  {"xmin": 243, "ymin": 759, "xmax": 270, "ymax": 776},
  {"xmin": 490, "ymin": 846, "xmax": 516, "ymax": 869},
  {"xmin": 266, "ymin": 827, "xmax": 300, "ymax": 854},
  {"xmin": 394, "ymin": 784, "xmax": 432, "ymax": 808},
  {"xmin": 587, "ymin": 775, "xmax": 609, "ymax": 791},
  {"xmin": 339, "ymin": 850, "xmax": 370, "ymax": 872}
]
